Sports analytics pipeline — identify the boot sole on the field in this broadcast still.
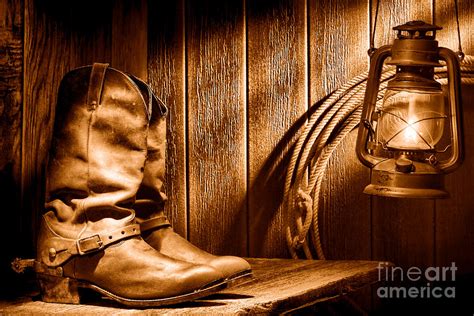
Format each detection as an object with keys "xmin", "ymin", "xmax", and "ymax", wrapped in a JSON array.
[
  {"xmin": 225, "ymin": 269, "xmax": 254, "ymax": 287},
  {"xmin": 38, "ymin": 273, "xmax": 227, "ymax": 307}
]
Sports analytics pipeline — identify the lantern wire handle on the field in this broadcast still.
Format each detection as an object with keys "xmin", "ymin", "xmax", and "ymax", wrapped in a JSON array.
[
  {"xmin": 454, "ymin": 0, "xmax": 464, "ymax": 61},
  {"xmin": 368, "ymin": 0, "xmax": 380, "ymax": 56}
]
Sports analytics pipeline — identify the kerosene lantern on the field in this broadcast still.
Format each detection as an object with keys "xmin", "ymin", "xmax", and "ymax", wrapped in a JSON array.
[{"xmin": 356, "ymin": 21, "xmax": 463, "ymax": 198}]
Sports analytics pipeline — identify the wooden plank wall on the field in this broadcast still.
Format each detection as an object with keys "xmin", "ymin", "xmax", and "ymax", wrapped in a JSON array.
[
  {"xmin": 185, "ymin": 0, "xmax": 247, "ymax": 256},
  {"xmin": 312, "ymin": 0, "xmax": 371, "ymax": 261},
  {"xmin": 247, "ymin": 0, "xmax": 307, "ymax": 258},
  {"xmin": 7, "ymin": 0, "xmax": 474, "ymax": 293}
]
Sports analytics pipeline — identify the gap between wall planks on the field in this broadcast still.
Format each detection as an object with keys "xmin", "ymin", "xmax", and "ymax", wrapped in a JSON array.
[
  {"xmin": 247, "ymin": 0, "xmax": 307, "ymax": 258},
  {"xmin": 147, "ymin": 0, "xmax": 187, "ymax": 237},
  {"xmin": 186, "ymin": 0, "xmax": 247, "ymax": 256},
  {"xmin": 434, "ymin": 0, "xmax": 474, "ymax": 275}
]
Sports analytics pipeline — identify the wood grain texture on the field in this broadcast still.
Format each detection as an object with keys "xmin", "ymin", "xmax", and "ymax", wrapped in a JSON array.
[
  {"xmin": 318, "ymin": 131, "xmax": 373, "ymax": 312},
  {"xmin": 0, "ymin": 259, "xmax": 384, "ymax": 314},
  {"xmin": 434, "ymin": 0, "xmax": 474, "ymax": 276},
  {"xmin": 370, "ymin": 0, "xmax": 436, "ymax": 270},
  {"xmin": 147, "ymin": 0, "xmax": 187, "ymax": 236},
  {"xmin": 0, "ymin": 0, "xmax": 24, "ymax": 296},
  {"xmin": 112, "ymin": 0, "xmax": 148, "ymax": 79},
  {"xmin": 372, "ymin": 198, "xmax": 436, "ymax": 268},
  {"xmin": 247, "ymin": 0, "xmax": 307, "ymax": 258},
  {"xmin": 372, "ymin": 0, "xmax": 432, "ymax": 48},
  {"xmin": 319, "ymin": 131, "xmax": 371, "ymax": 259},
  {"xmin": 186, "ymin": 0, "xmax": 247, "ymax": 255},
  {"xmin": 309, "ymin": 0, "xmax": 369, "ymax": 103},
  {"xmin": 309, "ymin": 0, "xmax": 371, "ymax": 262},
  {"xmin": 0, "ymin": 0, "xmax": 22, "ymax": 173},
  {"xmin": 23, "ymin": 0, "xmax": 112, "ymax": 252}
]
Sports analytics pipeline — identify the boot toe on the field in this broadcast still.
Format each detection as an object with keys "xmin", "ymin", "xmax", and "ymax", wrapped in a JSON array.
[
  {"xmin": 178, "ymin": 263, "xmax": 225, "ymax": 292},
  {"xmin": 209, "ymin": 256, "xmax": 251, "ymax": 280}
]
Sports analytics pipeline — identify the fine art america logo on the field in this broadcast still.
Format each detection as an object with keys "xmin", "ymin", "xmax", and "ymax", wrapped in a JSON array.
[{"xmin": 377, "ymin": 262, "xmax": 457, "ymax": 299}]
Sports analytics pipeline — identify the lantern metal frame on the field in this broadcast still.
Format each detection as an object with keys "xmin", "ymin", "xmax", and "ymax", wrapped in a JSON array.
[{"xmin": 356, "ymin": 21, "xmax": 464, "ymax": 199}]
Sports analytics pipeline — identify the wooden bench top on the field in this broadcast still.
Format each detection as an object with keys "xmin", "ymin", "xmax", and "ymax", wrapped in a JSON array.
[{"xmin": 0, "ymin": 258, "xmax": 383, "ymax": 314}]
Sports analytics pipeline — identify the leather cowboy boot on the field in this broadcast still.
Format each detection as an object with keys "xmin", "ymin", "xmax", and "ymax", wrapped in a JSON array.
[
  {"xmin": 131, "ymin": 77, "xmax": 252, "ymax": 285},
  {"xmin": 34, "ymin": 63, "xmax": 225, "ymax": 307}
]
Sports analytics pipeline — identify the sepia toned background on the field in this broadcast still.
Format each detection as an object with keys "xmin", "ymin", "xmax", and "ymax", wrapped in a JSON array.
[{"xmin": 1, "ymin": 0, "xmax": 473, "ymax": 298}]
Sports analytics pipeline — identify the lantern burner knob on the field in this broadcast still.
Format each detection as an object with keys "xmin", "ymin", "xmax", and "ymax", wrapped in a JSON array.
[
  {"xmin": 395, "ymin": 155, "xmax": 414, "ymax": 173},
  {"xmin": 393, "ymin": 20, "xmax": 442, "ymax": 40}
]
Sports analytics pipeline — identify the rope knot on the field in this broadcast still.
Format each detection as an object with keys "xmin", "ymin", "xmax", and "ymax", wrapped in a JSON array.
[
  {"xmin": 296, "ymin": 189, "xmax": 313, "ymax": 213},
  {"xmin": 291, "ymin": 236, "xmax": 306, "ymax": 250}
]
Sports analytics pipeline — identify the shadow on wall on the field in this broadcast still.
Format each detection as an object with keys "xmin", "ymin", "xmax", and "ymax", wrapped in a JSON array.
[
  {"xmin": 34, "ymin": 0, "xmax": 114, "ymax": 32},
  {"xmin": 0, "ymin": 163, "xmax": 34, "ymax": 298},
  {"xmin": 248, "ymin": 95, "xmax": 336, "ymax": 257}
]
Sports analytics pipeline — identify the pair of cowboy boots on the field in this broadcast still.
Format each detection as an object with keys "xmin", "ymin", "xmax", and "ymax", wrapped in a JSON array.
[{"xmin": 32, "ymin": 63, "xmax": 251, "ymax": 307}]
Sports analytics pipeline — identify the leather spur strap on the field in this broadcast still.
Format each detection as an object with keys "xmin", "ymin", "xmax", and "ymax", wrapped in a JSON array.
[
  {"xmin": 140, "ymin": 216, "xmax": 171, "ymax": 233},
  {"xmin": 13, "ymin": 221, "xmax": 140, "ymax": 276},
  {"xmin": 46, "ymin": 223, "xmax": 141, "ymax": 262}
]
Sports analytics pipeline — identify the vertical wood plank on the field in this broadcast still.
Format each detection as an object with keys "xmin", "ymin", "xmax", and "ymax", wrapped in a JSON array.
[
  {"xmin": 372, "ymin": 0, "xmax": 431, "ymax": 49},
  {"xmin": 309, "ymin": 0, "xmax": 369, "ymax": 104},
  {"xmin": 112, "ymin": 0, "xmax": 148, "ymax": 79},
  {"xmin": 23, "ymin": 1, "xmax": 112, "ymax": 251},
  {"xmin": 434, "ymin": 0, "xmax": 474, "ymax": 276},
  {"xmin": 0, "ymin": 0, "xmax": 24, "ymax": 295},
  {"xmin": 247, "ymin": 0, "xmax": 307, "ymax": 258},
  {"xmin": 309, "ymin": 0, "xmax": 371, "ymax": 311},
  {"xmin": 0, "ymin": 0, "xmax": 22, "ymax": 178},
  {"xmin": 186, "ymin": 0, "xmax": 247, "ymax": 255},
  {"xmin": 148, "ymin": 0, "xmax": 187, "ymax": 237},
  {"xmin": 319, "ymin": 132, "xmax": 371, "ymax": 259},
  {"xmin": 371, "ymin": 0, "xmax": 435, "ymax": 269},
  {"xmin": 309, "ymin": 0, "xmax": 371, "ymax": 261}
]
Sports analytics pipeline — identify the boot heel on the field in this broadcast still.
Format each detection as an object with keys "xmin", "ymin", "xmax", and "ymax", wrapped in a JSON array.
[{"xmin": 38, "ymin": 274, "xmax": 81, "ymax": 304}]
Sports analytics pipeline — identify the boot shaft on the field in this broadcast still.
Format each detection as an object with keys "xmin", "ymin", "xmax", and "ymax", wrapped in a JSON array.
[
  {"xmin": 45, "ymin": 64, "xmax": 152, "ymax": 238},
  {"xmin": 131, "ymin": 76, "xmax": 169, "ymax": 220}
]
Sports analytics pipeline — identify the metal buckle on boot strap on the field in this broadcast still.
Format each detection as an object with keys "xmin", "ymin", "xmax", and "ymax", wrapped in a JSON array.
[
  {"xmin": 74, "ymin": 224, "xmax": 140, "ymax": 256},
  {"xmin": 76, "ymin": 234, "xmax": 103, "ymax": 255}
]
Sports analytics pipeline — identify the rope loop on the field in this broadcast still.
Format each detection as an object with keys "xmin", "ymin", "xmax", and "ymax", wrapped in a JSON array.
[{"xmin": 284, "ymin": 56, "xmax": 474, "ymax": 260}]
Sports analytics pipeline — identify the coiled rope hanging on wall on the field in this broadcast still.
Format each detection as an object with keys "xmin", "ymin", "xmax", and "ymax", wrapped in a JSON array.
[{"xmin": 284, "ymin": 55, "xmax": 474, "ymax": 260}]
